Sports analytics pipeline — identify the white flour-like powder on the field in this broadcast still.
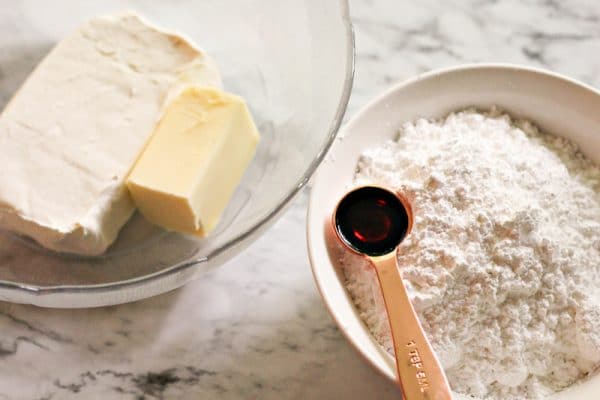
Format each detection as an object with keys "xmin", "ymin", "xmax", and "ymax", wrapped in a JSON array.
[{"xmin": 343, "ymin": 108, "xmax": 600, "ymax": 400}]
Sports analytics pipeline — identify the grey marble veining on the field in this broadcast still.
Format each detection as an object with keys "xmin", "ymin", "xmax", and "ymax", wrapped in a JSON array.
[{"xmin": 2, "ymin": 0, "xmax": 600, "ymax": 399}]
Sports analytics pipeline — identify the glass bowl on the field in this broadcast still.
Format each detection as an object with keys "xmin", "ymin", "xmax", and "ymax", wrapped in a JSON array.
[{"xmin": 0, "ymin": 0, "xmax": 354, "ymax": 307}]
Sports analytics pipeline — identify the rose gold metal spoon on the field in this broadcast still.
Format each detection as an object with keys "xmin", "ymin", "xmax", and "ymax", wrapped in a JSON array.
[{"xmin": 333, "ymin": 185, "xmax": 452, "ymax": 400}]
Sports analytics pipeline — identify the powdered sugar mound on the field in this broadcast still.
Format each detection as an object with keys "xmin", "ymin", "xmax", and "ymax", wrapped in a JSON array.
[{"xmin": 343, "ymin": 108, "xmax": 600, "ymax": 400}]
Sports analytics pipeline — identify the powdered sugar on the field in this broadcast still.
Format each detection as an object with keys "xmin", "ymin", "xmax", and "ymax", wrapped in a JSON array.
[{"xmin": 342, "ymin": 108, "xmax": 600, "ymax": 400}]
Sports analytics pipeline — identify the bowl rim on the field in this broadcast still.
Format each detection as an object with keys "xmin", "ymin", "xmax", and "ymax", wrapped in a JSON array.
[
  {"xmin": 0, "ymin": 0, "xmax": 356, "ymax": 305},
  {"xmin": 307, "ymin": 62, "xmax": 600, "ymax": 388}
]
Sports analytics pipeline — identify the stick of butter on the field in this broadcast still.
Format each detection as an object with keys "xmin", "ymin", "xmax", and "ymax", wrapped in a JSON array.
[{"xmin": 126, "ymin": 87, "xmax": 260, "ymax": 236}]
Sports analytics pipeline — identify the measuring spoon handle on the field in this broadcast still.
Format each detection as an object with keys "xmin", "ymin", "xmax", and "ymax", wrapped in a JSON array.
[{"xmin": 371, "ymin": 253, "xmax": 453, "ymax": 400}]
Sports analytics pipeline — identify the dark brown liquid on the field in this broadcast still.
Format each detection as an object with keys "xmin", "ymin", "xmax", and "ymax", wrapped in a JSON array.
[{"xmin": 335, "ymin": 186, "xmax": 410, "ymax": 257}]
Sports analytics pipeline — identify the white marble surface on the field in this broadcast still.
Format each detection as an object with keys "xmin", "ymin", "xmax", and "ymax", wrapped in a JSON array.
[{"xmin": 2, "ymin": 0, "xmax": 600, "ymax": 398}]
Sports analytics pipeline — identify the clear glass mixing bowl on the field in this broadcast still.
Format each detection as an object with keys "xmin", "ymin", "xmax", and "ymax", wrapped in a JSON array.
[{"xmin": 0, "ymin": 0, "xmax": 354, "ymax": 307}]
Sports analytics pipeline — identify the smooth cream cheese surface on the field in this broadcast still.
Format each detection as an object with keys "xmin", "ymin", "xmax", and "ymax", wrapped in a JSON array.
[{"xmin": 0, "ymin": 13, "xmax": 221, "ymax": 255}]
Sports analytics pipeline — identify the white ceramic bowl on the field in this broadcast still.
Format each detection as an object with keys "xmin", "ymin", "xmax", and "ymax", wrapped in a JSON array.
[{"xmin": 307, "ymin": 64, "xmax": 600, "ymax": 399}]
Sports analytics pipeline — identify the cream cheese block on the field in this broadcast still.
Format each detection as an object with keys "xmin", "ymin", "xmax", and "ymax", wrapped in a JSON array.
[
  {"xmin": 0, "ymin": 13, "xmax": 221, "ymax": 255},
  {"xmin": 127, "ymin": 87, "xmax": 260, "ymax": 236}
]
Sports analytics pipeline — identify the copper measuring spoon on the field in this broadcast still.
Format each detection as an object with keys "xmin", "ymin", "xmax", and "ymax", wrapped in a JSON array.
[{"xmin": 333, "ymin": 186, "xmax": 452, "ymax": 400}]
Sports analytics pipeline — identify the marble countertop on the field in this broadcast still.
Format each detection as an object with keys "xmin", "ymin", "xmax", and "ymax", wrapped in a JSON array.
[{"xmin": 2, "ymin": 0, "xmax": 600, "ymax": 399}]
